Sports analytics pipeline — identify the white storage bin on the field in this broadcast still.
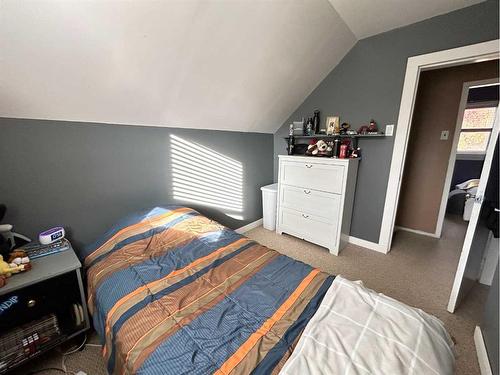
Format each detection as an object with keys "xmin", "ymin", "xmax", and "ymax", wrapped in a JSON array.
[{"xmin": 261, "ymin": 183, "xmax": 278, "ymax": 231}]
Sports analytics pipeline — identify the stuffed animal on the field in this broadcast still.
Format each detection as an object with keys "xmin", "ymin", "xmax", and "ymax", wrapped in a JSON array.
[
  {"xmin": 8, "ymin": 250, "xmax": 30, "ymax": 267},
  {"xmin": 0, "ymin": 253, "xmax": 31, "ymax": 287},
  {"xmin": 307, "ymin": 140, "xmax": 328, "ymax": 156}
]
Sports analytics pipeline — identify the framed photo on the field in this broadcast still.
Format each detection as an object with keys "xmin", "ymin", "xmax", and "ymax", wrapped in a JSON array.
[{"xmin": 326, "ymin": 116, "xmax": 340, "ymax": 135}]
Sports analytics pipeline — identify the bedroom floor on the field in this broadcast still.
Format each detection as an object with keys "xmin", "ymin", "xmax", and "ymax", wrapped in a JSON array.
[
  {"xmin": 247, "ymin": 214, "xmax": 486, "ymax": 375},
  {"xmin": 14, "ymin": 215, "xmax": 484, "ymax": 375}
]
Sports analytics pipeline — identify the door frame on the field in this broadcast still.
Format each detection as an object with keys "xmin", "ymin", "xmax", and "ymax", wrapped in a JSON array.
[
  {"xmin": 378, "ymin": 39, "xmax": 500, "ymax": 253},
  {"xmin": 435, "ymin": 79, "xmax": 499, "ymax": 239},
  {"xmin": 447, "ymin": 106, "xmax": 499, "ymax": 313}
]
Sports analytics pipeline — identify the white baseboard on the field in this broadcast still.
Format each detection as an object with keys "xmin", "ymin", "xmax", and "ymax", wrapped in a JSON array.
[
  {"xmin": 348, "ymin": 236, "xmax": 388, "ymax": 254},
  {"xmin": 474, "ymin": 326, "xmax": 493, "ymax": 375},
  {"xmin": 235, "ymin": 218, "xmax": 263, "ymax": 234},
  {"xmin": 236, "ymin": 219, "xmax": 388, "ymax": 254},
  {"xmin": 395, "ymin": 225, "xmax": 440, "ymax": 238}
]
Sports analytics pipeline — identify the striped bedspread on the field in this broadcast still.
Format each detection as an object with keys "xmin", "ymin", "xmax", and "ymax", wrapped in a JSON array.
[{"xmin": 84, "ymin": 206, "xmax": 333, "ymax": 374}]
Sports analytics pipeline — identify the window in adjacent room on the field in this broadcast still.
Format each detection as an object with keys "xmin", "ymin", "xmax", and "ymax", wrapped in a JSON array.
[{"xmin": 457, "ymin": 94, "xmax": 498, "ymax": 157}]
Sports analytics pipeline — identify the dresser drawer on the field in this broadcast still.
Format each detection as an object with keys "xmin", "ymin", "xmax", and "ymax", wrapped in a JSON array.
[
  {"xmin": 280, "ymin": 161, "xmax": 344, "ymax": 194},
  {"xmin": 280, "ymin": 185, "xmax": 340, "ymax": 222},
  {"xmin": 279, "ymin": 208, "xmax": 337, "ymax": 250}
]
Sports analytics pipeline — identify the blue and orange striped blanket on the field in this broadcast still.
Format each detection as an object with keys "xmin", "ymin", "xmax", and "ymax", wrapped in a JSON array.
[{"xmin": 84, "ymin": 206, "xmax": 333, "ymax": 374}]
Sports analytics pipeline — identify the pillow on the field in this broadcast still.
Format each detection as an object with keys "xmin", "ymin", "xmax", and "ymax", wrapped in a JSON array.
[{"xmin": 81, "ymin": 205, "xmax": 196, "ymax": 265}]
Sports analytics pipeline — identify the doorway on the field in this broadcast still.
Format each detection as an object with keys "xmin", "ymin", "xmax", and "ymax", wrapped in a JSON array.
[
  {"xmin": 378, "ymin": 40, "xmax": 499, "ymax": 253},
  {"xmin": 392, "ymin": 60, "xmax": 499, "ymax": 314},
  {"xmin": 442, "ymin": 82, "xmax": 499, "ymax": 238},
  {"xmin": 395, "ymin": 62, "xmax": 498, "ymax": 240}
]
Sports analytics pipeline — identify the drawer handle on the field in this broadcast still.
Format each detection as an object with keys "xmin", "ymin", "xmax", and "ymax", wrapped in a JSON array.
[
  {"xmin": 302, "ymin": 214, "xmax": 309, "ymax": 218},
  {"xmin": 305, "ymin": 164, "xmax": 313, "ymax": 168},
  {"xmin": 304, "ymin": 190, "xmax": 311, "ymax": 194}
]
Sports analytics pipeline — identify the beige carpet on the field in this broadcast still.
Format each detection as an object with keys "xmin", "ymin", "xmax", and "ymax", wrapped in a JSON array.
[
  {"xmin": 14, "ymin": 215, "xmax": 485, "ymax": 374},
  {"xmin": 246, "ymin": 215, "xmax": 487, "ymax": 375}
]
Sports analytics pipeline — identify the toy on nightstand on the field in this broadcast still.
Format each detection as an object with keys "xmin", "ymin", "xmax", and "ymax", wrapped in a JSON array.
[{"xmin": 0, "ymin": 250, "xmax": 31, "ymax": 288}]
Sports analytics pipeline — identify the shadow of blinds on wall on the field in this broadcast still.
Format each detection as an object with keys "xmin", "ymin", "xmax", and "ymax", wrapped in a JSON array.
[{"xmin": 170, "ymin": 135, "xmax": 243, "ymax": 215}]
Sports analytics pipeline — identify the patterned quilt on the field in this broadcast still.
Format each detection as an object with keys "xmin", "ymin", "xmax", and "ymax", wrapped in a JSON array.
[{"xmin": 84, "ymin": 206, "xmax": 333, "ymax": 374}]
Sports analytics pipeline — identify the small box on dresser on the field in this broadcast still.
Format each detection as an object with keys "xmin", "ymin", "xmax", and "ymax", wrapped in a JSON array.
[{"xmin": 276, "ymin": 155, "xmax": 359, "ymax": 255}]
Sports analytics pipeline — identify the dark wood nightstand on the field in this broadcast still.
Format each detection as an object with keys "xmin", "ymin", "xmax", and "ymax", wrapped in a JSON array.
[{"xmin": 0, "ymin": 245, "xmax": 90, "ymax": 373}]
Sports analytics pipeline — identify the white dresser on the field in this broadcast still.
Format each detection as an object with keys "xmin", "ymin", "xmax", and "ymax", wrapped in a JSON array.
[{"xmin": 276, "ymin": 155, "xmax": 359, "ymax": 255}]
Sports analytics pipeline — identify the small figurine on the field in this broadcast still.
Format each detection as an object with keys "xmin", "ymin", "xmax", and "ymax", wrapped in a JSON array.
[
  {"xmin": 358, "ymin": 125, "xmax": 369, "ymax": 134},
  {"xmin": 368, "ymin": 119, "xmax": 378, "ymax": 133},
  {"xmin": 350, "ymin": 147, "xmax": 361, "ymax": 158},
  {"xmin": 340, "ymin": 122, "xmax": 350, "ymax": 135},
  {"xmin": 306, "ymin": 118, "xmax": 314, "ymax": 136},
  {"xmin": 313, "ymin": 110, "xmax": 321, "ymax": 134},
  {"xmin": 326, "ymin": 141, "xmax": 333, "ymax": 154},
  {"xmin": 287, "ymin": 134, "xmax": 295, "ymax": 155}
]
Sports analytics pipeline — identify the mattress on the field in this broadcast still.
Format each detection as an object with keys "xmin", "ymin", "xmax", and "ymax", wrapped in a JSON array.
[
  {"xmin": 279, "ymin": 277, "xmax": 455, "ymax": 375},
  {"xmin": 84, "ymin": 206, "xmax": 334, "ymax": 375}
]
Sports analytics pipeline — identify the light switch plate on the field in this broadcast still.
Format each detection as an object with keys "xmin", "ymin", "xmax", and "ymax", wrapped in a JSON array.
[
  {"xmin": 440, "ymin": 130, "xmax": 449, "ymax": 140},
  {"xmin": 385, "ymin": 124, "xmax": 394, "ymax": 136}
]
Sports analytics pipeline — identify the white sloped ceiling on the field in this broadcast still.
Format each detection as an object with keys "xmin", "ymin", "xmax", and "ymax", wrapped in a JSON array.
[
  {"xmin": 0, "ymin": 0, "xmax": 355, "ymax": 133},
  {"xmin": 0, "ymin": 0, "xmax": 484, "ymax": 133},
  {"xmin": 328, "ymin": 0, "xmax": 484, "ymax": 39}
]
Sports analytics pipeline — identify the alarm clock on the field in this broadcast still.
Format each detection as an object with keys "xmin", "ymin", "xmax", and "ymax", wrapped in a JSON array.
[{"xmin": 39, "ymin": 227, "xmax": 65, "ymax": 245}]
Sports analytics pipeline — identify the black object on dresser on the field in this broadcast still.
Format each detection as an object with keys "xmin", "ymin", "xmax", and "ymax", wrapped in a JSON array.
[{"xmin": 0, "ymin": 245, "xmax": 89, "ymax": 373}]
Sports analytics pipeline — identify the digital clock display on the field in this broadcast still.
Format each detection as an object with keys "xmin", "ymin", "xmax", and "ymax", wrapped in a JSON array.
[{"xmin": 51, "ymin": 231, "xmax": 63, "ymax": 241}]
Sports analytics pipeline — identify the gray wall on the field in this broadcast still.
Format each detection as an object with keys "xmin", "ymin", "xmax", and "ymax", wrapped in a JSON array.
[
  {"xmin": 0, "ymin": 118, "xmax": 273, "ymax": 253},
  {"xmin": 274, "ymin": 0, "xmax": 499, "ymax": 243},
  {"xmin": 482, "ymin": 264, "xmax": 499, "ymax": 375}
]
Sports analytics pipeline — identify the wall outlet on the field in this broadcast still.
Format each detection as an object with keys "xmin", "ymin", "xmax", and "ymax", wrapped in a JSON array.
[
  {"xmin": 440, "ymin": 130, "xmax": 449, "ymax": 140},
  {"xmin": 385, "ymin": 124, "xmax": 394, "ymax": 136}
]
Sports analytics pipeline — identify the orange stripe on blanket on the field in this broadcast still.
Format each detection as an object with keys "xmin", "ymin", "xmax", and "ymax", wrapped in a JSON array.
[
  {"xmin": 104, "ymin": 237, "xmax": 249, "ymax": 335},
  {"xmin": 122, "ymin": 250, "xmax": 276, "ymax": 375},
  {"xmin": 214, "ymin": 268, "xmax": 320, "ymax": 375},
  {"xmin": 85, "ymin": 207, "xmax": 191, "ymax": 265}
]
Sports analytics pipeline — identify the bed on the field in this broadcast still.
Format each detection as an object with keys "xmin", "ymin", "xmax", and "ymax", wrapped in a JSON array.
[{"xmin": 83, "ymin": 206, "xmax": 455, "ymax": 375}]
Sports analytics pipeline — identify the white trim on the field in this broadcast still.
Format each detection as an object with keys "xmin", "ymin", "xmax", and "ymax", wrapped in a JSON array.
[
  {"xmin": 474, "ymin": 326, "xmax": 493, "ymax": 375},
  {"xmin": 448, "ymin": 103, "xmax": 499, "ymax": 313},
  {"xmin": 395, "ymin": 226, "xmax": 439, "ymax": 238},
  {"xmin": 378, "ymin": 39, "xmax": 500, "ymax": 253},
  {"xmin": 234, "ymin": 218, "xmax": 263, "ymax": 234},
  {"xmin": 348, "ymin": 236, "xmax": 388, "ymax": 254}
]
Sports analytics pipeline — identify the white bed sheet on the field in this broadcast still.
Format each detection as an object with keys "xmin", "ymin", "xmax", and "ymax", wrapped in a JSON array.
[{"xmin": 280, "ymin": 276, "xmax": 455, "ymax": 375}]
